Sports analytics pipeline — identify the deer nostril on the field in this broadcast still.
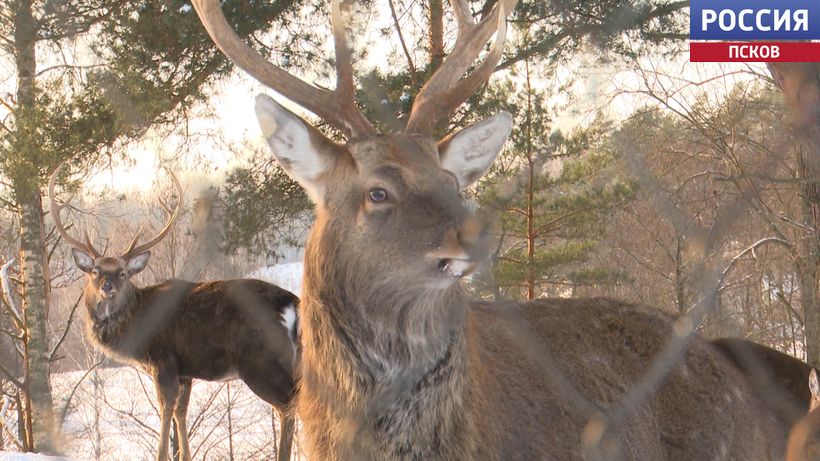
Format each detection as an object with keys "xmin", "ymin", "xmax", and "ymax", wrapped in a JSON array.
[
  {"xmin": 102, "ymin": 281, "xmax": 113, "ymax": 293},
  {"xmin": 438, "ymin": 259, "xmax": 451, "ymax": 272}
]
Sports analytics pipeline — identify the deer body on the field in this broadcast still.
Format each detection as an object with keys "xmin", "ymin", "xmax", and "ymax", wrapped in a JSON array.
[
  {"xmin": 192, "ymin": 0, "xmax": 788, "ymax": 458},
  {"xmin": 83, "ymin": 275, "xmax": 299, "ymax": 461},
  {"xmin": 300, "ymin": 236, "xmax": 785, "ymax": 460},
  {"xmin": 85, "ymin": 275, "xmax": 299, "ymax": 461},
  {"xmin": 49, "ymin": 168, "xmax": 298, "ymax": 461},
  {"xmin": 84, "ymin": 276, "xmax": 298, "ymax": 396}
]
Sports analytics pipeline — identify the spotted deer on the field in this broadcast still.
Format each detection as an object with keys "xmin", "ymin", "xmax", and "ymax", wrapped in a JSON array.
[
  {"xmin": 49, "ymin": 164, "xmax": 298, "ymax": 461},
  {"xmin": 193, "ymin": 0, "xmax": 787, "ymax": 459}
]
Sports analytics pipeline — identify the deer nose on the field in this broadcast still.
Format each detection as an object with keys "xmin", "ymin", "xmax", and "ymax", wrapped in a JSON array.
[
  {"xmin": 427, "ymin": 216, "xmax": 491, "ymax": 277},
  {"xmin": 102, "ymin": 280, "xmax": 114, "ymax": 293},
  {"xmin": 458, "ymin": 216, "xmax": 488, "ymax": 259}
]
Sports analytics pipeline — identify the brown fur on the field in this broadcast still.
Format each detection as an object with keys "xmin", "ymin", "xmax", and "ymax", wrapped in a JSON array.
[
  {"xmin": 711, "ymin": 337, "xmax": 813, "ymax": 425},
  {"xmin": 80, "ymin": 263, "xmax": 298, "ymax": 461},
  {"xmin": 288, "ymin": 135, "xmax": 787, "ymax": 460},
  {"xmin": 787, "ymin": 369, "xmax": 820, "ymax": 461}
]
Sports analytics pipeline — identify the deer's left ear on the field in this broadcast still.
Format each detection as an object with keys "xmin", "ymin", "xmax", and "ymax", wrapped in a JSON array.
[
  {"xmin": 438, "ymin": 112, "xmax": 512, "ymax": 190},
  {"xmin": 125, "ymin": 251, "xmax": 151, "ymax": 276},
  {"xmin": 71, "ymin": 248, "xmax": 95, "ymax": 273}
]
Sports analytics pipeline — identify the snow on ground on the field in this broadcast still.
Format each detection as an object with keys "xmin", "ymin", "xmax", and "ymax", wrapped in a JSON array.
[
  {"xmin": 248, "ymin": 262, "xmax": 303, "ymax": 297},
  {"xmin": 0, "ymin": 453, "xmax": 72, "ymax": 461},
  {"xmin": 44, "ymin": 367, "xmax": 302, "ymax": 461}
]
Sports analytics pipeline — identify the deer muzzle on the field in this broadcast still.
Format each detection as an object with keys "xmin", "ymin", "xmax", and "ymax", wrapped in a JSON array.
[{"xmin": 426, "ymin": 216, "xmax": 491, "ymax": 278}]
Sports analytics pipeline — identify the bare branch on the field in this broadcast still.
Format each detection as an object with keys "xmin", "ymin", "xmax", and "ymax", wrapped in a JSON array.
[{"xmin": 0, "ymin": 259, "xmax": 23, "ymax": 329}]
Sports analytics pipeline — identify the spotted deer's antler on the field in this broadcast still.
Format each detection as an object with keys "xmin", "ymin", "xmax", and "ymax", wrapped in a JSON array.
[
  {"xmin": 48, "ymin": 162, "xmax": 102, "ymax": 258},
  {"xmin": 120, "ymin": 170, "xmax": 184, "ymax": 260}
]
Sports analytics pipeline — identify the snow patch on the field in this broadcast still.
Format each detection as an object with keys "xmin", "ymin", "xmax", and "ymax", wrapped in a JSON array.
[
  {"xmin": 280, "ymin": 304, "xmax": 297, "ymax": 340},
  {"xmin": 248, "ymin": 261, "xmax": 303, "ymax": 297},
  {"xmin": 0, "ymin": 453, "xmax": 73, "ymax": 461}
]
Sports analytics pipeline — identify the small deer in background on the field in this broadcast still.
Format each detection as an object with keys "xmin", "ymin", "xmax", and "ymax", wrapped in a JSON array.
[
  {"xmin": 49, "ymin": 164, "xmax": 298, "ymax": 461},
  {"xmin": 193, "ymin": 0, "xmax": 787, "ymax": 459},
  {"xmin": 788, "ymin": 369, "xmax": 820, "ymax": 461}
]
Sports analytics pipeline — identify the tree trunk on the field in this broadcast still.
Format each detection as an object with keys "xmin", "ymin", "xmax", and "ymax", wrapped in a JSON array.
[
  {"xmin": 15, "ymin": 390, "xmax": 28, "ymax": 451},
  {"xmin": 16, "ymin": 185, "xmax": 56, "ymax": 454},
  {"xmin": 13, "ymin": 0, "xmax": 56, "ymax": 452},
  {"xmin": 428, "ymin": 0, "xmax": 444, "ymax": 72},
  {"xmin": 767, "ymin": 63, "xmax": 820, "ymax": 367},
  {"xmin": 798, "ymin": 150, "xmax": 820, "ymax": 367},
  {"xmin": 524, "ymin": 59, "xmax": 535, "ymax": 300},
  {"xmin": 674, "ymin": 235, "xmax": 687, "ymax": 316}
]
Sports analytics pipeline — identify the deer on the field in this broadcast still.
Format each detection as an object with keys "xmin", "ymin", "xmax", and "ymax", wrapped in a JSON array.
[
  {"xmin": 787, "ymin": 369, "xmax": 820, "ymax": 461},
  {"xmin": 49, "ymin": 164, "xmax": 298, "ymax": 461},
  {"xmin": 192, "ymin": 0, "xmax": 787, "ymax": 459},
  {"xmin": 711, "ymin": 337, "xmax": 814, "ymax": 425}
]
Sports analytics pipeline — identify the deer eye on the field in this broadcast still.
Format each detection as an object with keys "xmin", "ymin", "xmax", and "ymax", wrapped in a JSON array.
[
  {"xmin": 119, "ymin": 271, "xmax": 126, "ymax": 279},
  {"xmin": 368, "ymin": 188, "xmax": 388, "ymax": 203},
  {"xmin": 91, "ymin": 269, "xmax": 100, "ymax": 278}
]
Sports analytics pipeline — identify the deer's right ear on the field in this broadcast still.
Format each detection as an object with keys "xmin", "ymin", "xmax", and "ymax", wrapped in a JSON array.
[
  {"xmin": 71, "ymin": 248, "xmax": 95, "ymax": 273},
  {"xmin": 255, "ymin": 94, "xmax": 334, "ymax": 203},
  {"xmin": 810, "ymin": 369, "xmax": 819, "ymax": 398},
  {"xmin": 126, "ymin": 251, "xmax": 151, "ymax": 276}
]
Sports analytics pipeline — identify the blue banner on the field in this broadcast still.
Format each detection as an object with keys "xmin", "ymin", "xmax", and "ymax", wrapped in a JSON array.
[{"xmin": 690, "ymin": 0, "xmax": 820, "ymax": 40}]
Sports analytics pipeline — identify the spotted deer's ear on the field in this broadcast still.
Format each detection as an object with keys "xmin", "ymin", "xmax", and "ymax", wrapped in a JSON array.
[
  {"xmin": 71, "ymin": 248, "xmax": 95, "ymax": 273},
  {"xmin": 810, "ymin": 369, "xmax": 820, "ymax": 399},
  {"xmin": 256, "ymin": 94, "xmax": 338, "ymax": 204},
  {"xmin": 438, "ymin": 112, "xmax": 512, "ymax": 190},
  {"xmin": 125, "ymin": 251, "xmax": 151, "ymax": 276}
]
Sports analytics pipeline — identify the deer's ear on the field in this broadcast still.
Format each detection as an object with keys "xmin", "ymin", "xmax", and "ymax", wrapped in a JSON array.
[
  {"xmin": 71, "ymin": 248, "xmax": 95, "ymax": 273},
  {"xmin": 438, "ymin": 112, "xmax": 512, "ymax": 190},
  {"xmin": 255, "ymin": 94, "xmax": 336, "ymax": 203},
  {"xmin": 125, "ymin": 251, "xmax": 151, "ymax": 276},
  {"xmin": 811, "ymin": 369, "xmax": 820, "ymax": 398}
]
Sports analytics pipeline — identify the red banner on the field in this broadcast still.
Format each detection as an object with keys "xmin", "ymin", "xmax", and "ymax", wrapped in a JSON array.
[{"xmin": 690, "ymin": 42, "xmax": 820, "ymax": 62}]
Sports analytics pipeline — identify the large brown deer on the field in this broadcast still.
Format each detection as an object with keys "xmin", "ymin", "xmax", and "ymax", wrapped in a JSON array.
[
  {"xmin": 49, "ymin": 164, "xmax": 298, "ymax": 461},
  {"xmin": 193, "ymin": 0, "xmax": 787, "ymax": 458}
]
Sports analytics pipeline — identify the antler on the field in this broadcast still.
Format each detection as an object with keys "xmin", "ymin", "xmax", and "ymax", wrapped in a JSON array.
[
  {"xmin": 191, "ymin": 0, "xmax": 375, "ymax": 139},
  {"xmin": 49, "ymin": 162, "xmax": 103, "ymax": 258},
  {"xmin": 405, "ymin": 0, "xmax": 517, "ymax": 134},
  {"xmin": 120, "ymin": 170, "xmax": 184, "ymax": 260}
]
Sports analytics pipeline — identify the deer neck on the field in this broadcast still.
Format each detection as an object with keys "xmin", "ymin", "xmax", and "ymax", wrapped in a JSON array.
[
  {"xmin": 84, "ymin": 286, "xmax": 139, "ymax": 351},
  {"xmin": 298, "ymin": 225, "xmax": 474, "ymax": 457}
]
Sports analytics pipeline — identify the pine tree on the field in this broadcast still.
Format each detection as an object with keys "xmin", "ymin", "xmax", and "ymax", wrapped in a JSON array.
[{"xmin": 475, "ymin": 61, "xmax": 635, "ymax": 300}]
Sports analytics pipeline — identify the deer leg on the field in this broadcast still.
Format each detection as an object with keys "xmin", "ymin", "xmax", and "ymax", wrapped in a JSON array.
[
  {"xmin": 173, "ymin": 378, "xmax": 193, "ymax": 461},
  {"xmin": 238, "ymin": 362, "xmax": 295, "ymax": 461},
  {"xmin": 154, "ymin": 368, "xmax": 179, "ymax": 461},
  {"xmin": 276, "ymin": 407, "xmax": 295, "ymax": 461}
]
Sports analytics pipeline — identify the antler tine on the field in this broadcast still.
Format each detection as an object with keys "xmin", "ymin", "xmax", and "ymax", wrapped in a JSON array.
[
  {"xmin": 191, "ymin": 0, "xmax": 375, "ymax": 138},
  {"xmin": 82, "ymin": 230, "xmax": 102, "ymax": 259},
  {"xmin": 121, "ymin": 170, "xmax": 183, "ymax": 260},
  {"xmin": 452, "ymin": 0, "xmax": 474, "ymax": 40},
  {"xmin": 332, "ymin": 0, "xmax": 356, "ymax": 118},
  {"xmin": 48, "ymin": 162, "xmax": 102, "ymax": 258},
  {"xmin": 121, "ymin": 227, "xmax": 144, "ymax": 258},
  {"xmin": 405, "ymin": 0, "xmax": 517, "ymax": 134}
]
